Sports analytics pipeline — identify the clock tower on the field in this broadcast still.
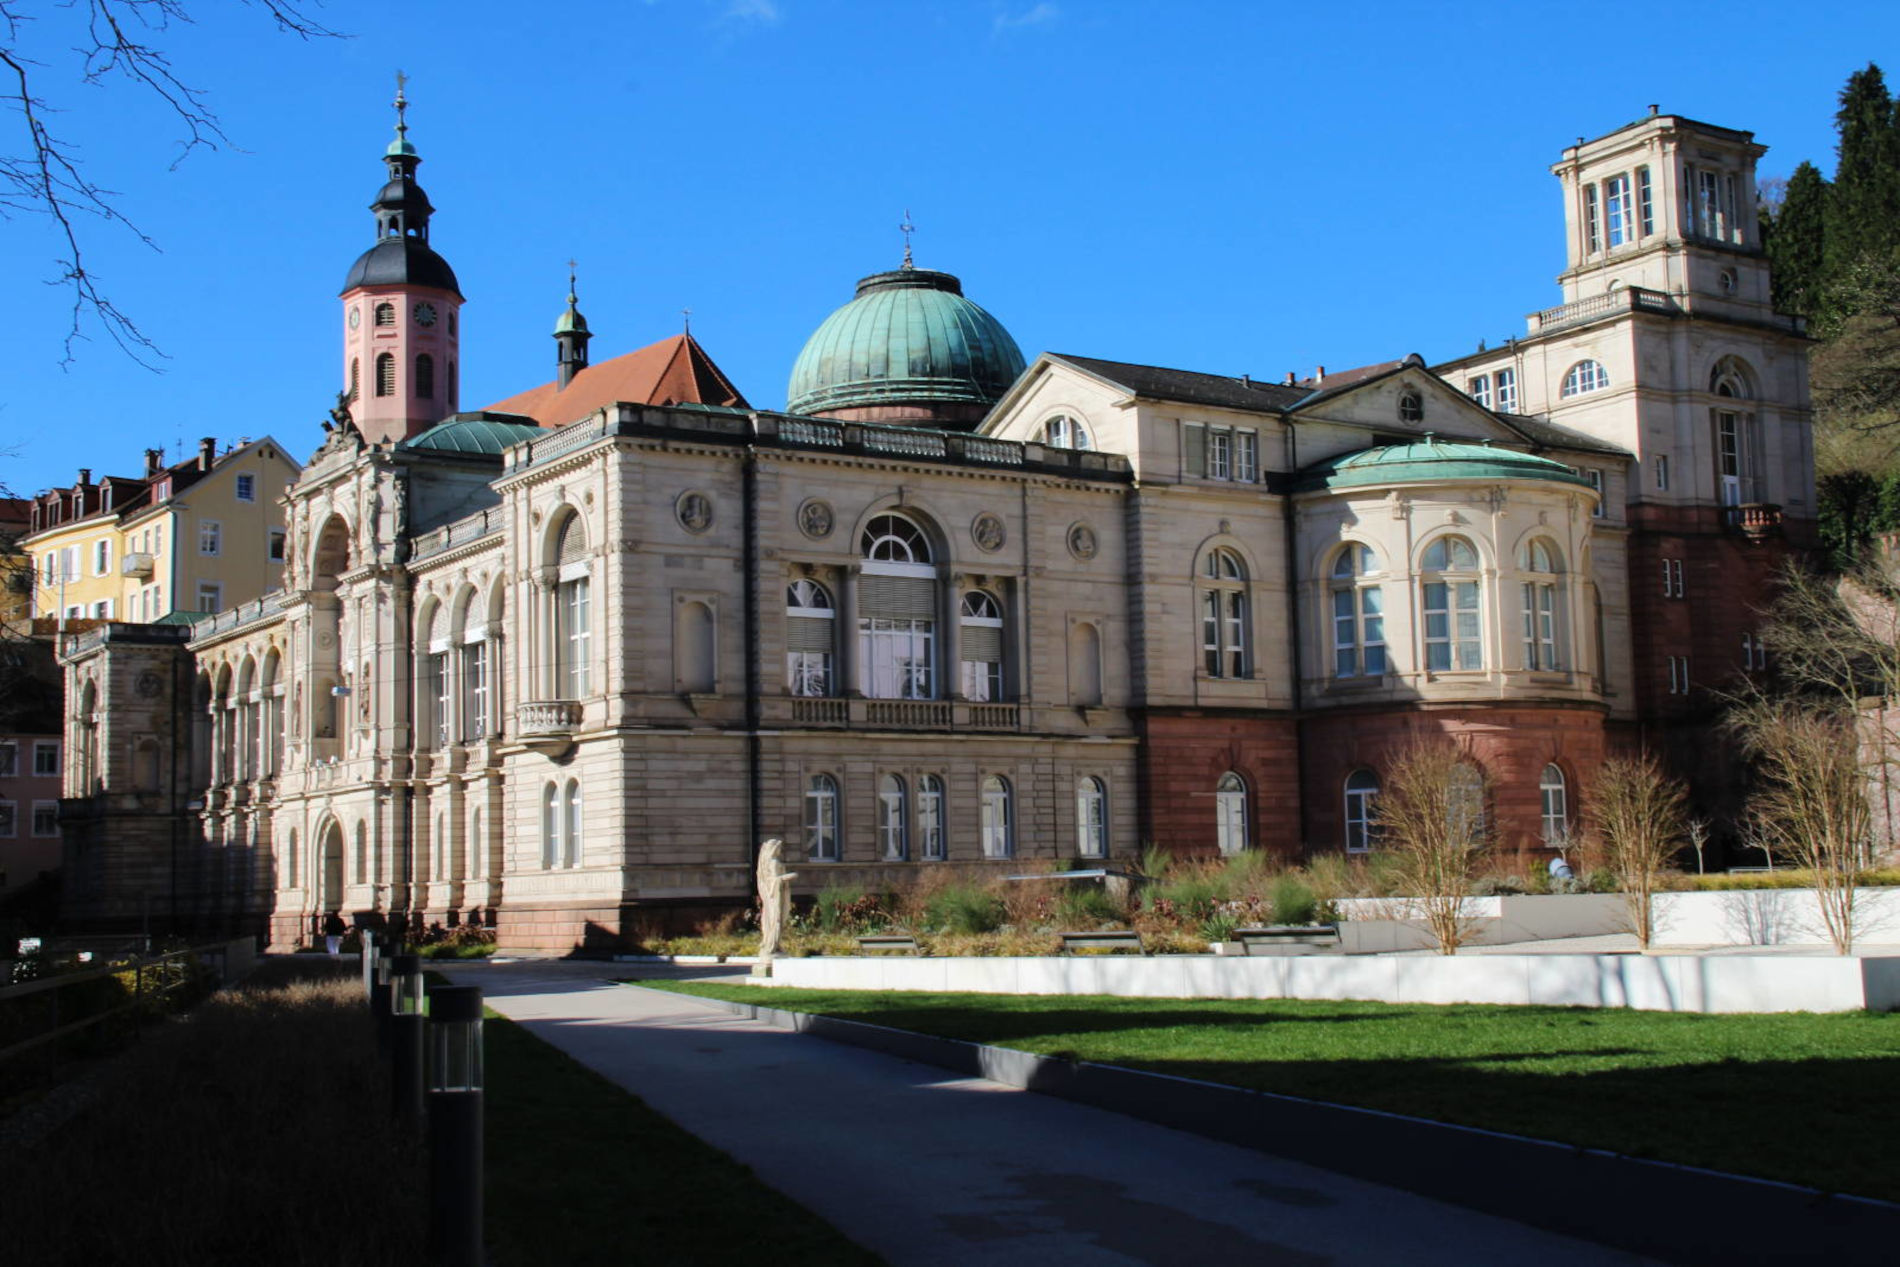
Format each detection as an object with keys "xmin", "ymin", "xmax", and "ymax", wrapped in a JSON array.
[{"xmin": 339, "ymin": 79, "xmax": 464, "ymax": 445}]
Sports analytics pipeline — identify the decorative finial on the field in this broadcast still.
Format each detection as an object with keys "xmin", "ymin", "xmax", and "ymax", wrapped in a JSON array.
[
  {"xmin": 394, "ymin": 70, "xmax": 410, "ymax": 140},
  {"xmin": 566, "ymin": 258, "xmax": 579, "ymax": 305},
  {"xmin": 899, "ymin": 209, "xmax": 915, "ymax": 269},
  {"xmin": 682, "ymin": 308, "xmax": 692, "ymax": 335}
]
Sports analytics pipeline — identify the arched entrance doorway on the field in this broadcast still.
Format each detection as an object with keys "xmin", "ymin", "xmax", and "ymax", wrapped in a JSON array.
[{"xmin": 318, "ymin": 820, "xmax": 345, "ymax": 921}]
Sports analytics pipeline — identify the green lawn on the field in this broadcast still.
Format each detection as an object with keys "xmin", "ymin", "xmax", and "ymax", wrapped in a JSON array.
[
  {"xmin": 642, "ymin": 981, "xmax": 1900, "ymax": 1204},
  {"xmin": 484, "ymin": 1009, "xmax": 884, "ymax": 1266}
]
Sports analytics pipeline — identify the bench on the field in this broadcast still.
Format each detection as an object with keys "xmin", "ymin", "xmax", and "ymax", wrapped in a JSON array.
[
  {"xmin": 1231, "ymin": 925, "xmax": 1341, "ymax": 955},
  {"xmin": 1057, "ymin": 930, "xmax": 1145, "ymax": 956},
  {"xmin": 856, "ymin": 934, "xmax": 923, "ymax": 956}
]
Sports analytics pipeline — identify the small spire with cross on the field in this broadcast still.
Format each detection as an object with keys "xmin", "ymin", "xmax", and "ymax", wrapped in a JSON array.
[
  {"xmin": 682, "ymin": 308, "xmax": 692, "ymax": 336},
  {"xmin": 899, "ymin": 209, "xmax": 916, "ymax": 269},
  {"xmin": 566, "ymin": 257, "xmax": 579, "ymax": 305},
  {"xmin": 393, "ymin": 70, "xmax": 410, "ymax": 141}
]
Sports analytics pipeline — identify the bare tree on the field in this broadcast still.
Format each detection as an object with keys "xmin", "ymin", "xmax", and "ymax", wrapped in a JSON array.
[
  {"xmin": 1374, "ymin": 737, "xmax": 1488, "ymax": 954},
  {"xmin": 1732, "ymin": 699, "xmax": 1869, "ymax": 953},
  {"xmin": 1588, "ymin": 755, "xmax": 1688, "ymax": 948},
  {"xmin": 1, "ymin": 1, "xmax": 342, "ymax": 365}
]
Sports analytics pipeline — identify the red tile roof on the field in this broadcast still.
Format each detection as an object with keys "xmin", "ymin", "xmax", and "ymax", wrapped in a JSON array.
[{"xmin": 484, "ymin": 334, "xmax": 749, "ymax": 426}]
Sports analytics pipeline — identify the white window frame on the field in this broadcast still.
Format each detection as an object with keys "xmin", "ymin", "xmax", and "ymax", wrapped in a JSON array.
[
  {"xmin": 1495, "ymin": 367, "xmax": 1518, "ymax": 413},
  {"xmin": 1604, "ymin": 172, "xmax": 1634, "ymax": 248},
  {"xmin": 1583, "ymin": 183, "xmax": 1601, "ymax": 254},
  {"xmin": 1561, "ymin": 361, "xmax": 1610, "ymax": 398},
  {"xmin": 1208, "ymin": 429, "xmax": 1232, "ymax": 480},
  {"xmin": 558, "ymin": 572, "xmax": 592, "ymax": 699},
  {"xmin": 1344, "ymin": 770, "xmax": 1378, "ymax": 854},
  {"xmin": 1520, "ymin": 540, "xmax": 1563, "ymax": 671},
  {"xmin": 464, "ymin": 637, "xmax": 490, "ymax": 741},
  {"xmin": 878, "ymin": 774, "xmax": 908, "ymax": 861},
  {"xmin": 1420, "ymin": 536, "xmax": 1483, "ymax": 672},
  {"xmin": 786, "ymin": 579, "xmax": 836, "ymax": 698},
  {"xmin": 980, "ymin": 775, "xmax": 1014, "ymax": 859},
  {"xmin": 1215, "ymin": 772, "xmax": 1248, "ymax": 856},
  {"xmin": 196, "ymin": 582, "xmax": 223, "ymax": 613},
  {"xmin": 1330, "ymin": 544, "xmax": 1386, "ymax": 679},
  {"xmin": 1076, "ymin": 777, "xmax": 1107, "ymax": 858},
  {"xmin": 1467, "ymin": 375, "xmax": 1491, "ymax": 409},
  {"xmin": 199, "ymin": 520, "xmax": 222, "ymax": 556},
  {"xmin": 1654, "ymin": 454, "xmax": 1671, "ymax": 492},
  {"xmin": 807, "ymin": 774, "xmax": 840, "ymax": 861},
  {"xmin": 235, "ymin": 473, "xmax": 256, "ymax": 503},
  {"xmin": 918, "ymin": 774, "xmax": 946, "ymax": 861},
  {"xmin": 92, "ymin": 538, "xmax": 111, "ymax": 576},
  {"xmin": 1234, "ymin": 431, "xmax": 1258, "ymax": 483},
  {"xmin": 1200, "ymin": 548, "xmax": 1249, "ymax": 679}
]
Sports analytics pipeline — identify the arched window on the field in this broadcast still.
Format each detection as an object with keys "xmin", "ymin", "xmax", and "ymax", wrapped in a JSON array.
[
  {"xmin": 918, "ymin": 774, "xmax": 946, "ymax": 860},
  {"xmin": 1398, "ymin": 390, "xmax": 1423, "ymax": 423},
  {"xmin": 375, "ymin": 352, "xmax": 396, "ymax": 397},
  {"xmin": 1540, "ymin": 764, "xmax": 1569, "ymax": 846},
  {"xmin": 786, "ymin": 579, "xmax": 834, "ymax": 697},
  {"xmin": 542, "ymin": 783, "xmax": 560, "ymax": 869},
  {"xmin": 373, "ymin": 302, "xmax": 395, "ymax": 327},
  {"xmin": 1215, "ymin": 772, "xmax": 1248, "ymax": 856},
  {"xmin": 1043, "ymin": 415, "xmax": 1091, "ymax": 450},
  {"xmin": 1448, "ymin": 762, "xmax": 1487, "ymax": 845},
  {"xmin": 1560, "ymin": 360, "xmax": 1610, "ymax": 398},
  {"xmin": 1344, "ymin": 769, "xmax": 1379, "ymax": 854},
  {"xmin": 859, "ymin": 513, "xmax": 935, "ymax": 699},
  {"xmin": 1711, "ymin": 359, "xmax": 1757, "ymax": 509},
  {"xmin": 552, "ymin": 513, "xmax": 591, "ymax": 699},
  {"xmin": 1519, "ymin": 539, "xmax": 1564, "ymax": 670},
  {"xmin": 419, "ymin": 602, "xmax": 449, "ymax": 749},
  {"xmin": 1421, "ymin": 536, "xmax": 1482, "ymax": 672},
  {"xmin": 806, "ymin": 774, "xmax": 839, "ymax": 860},
  {"xmin": 1076, "ymin": 777, "xmax": 1107, "ymax": 858},
  {"xmin": 878, "ymin": 774, "xmax": 908, "ymax": 861},
  {"xmin": 563, "ymin": 779, "xmax": 582, "ymax": 868},
  {"xmin": 959, "ymin": 590, "xmax": 1004, "ymax": 701},
  {"xmin": 980, "ymin": 775, "xmax": 1014, "ymax": 859},
  {"xmin": 416, "ymin": 353, "xmax": 435, "ymax": 401},
  {"xmin": 1330, "ymin": 543, "xmax": 1386, "ymax": 678},
  {"xmin": 1200, "ymin": 548, "xmax": 1249, "ymax": 678}
]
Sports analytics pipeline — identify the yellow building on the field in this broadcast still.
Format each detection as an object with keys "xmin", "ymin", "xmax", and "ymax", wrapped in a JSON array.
[{"xmin": 21, "ymin": 438, "xmax": 300, "ymax": 623}]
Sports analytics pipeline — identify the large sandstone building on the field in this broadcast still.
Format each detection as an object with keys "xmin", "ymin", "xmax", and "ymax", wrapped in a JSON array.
[{"xmin": 58, "ymin": 103, "xmax": 1812, "ymax": 950}]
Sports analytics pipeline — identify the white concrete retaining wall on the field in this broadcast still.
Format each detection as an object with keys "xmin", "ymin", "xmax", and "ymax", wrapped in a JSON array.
[
  {"xmin": 1649, "ymin": 887, "xmax": 1900, "ymax": 947},
  {"xmin": 1331, "ymin": 894, "xmax": 1625, "ymax": 951},
  {"xmin": 765, "ymin": 951, "xmax": 1900, "ymax": 1013}
]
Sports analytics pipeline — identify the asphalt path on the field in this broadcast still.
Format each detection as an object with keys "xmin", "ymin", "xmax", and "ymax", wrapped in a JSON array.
[{"xmin": 441, "ymin": 959, "xmax": 1663, "ymax": 1267}]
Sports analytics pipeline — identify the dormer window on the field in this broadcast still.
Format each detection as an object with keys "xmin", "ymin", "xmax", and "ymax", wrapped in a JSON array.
[
  {"xmin": 1399, "ymin": 391, "xmax": 1423, "ymax": 424},
  {"xmin": 1043, "ymin": 415, "xmax": 1091, "ymax": 450}
]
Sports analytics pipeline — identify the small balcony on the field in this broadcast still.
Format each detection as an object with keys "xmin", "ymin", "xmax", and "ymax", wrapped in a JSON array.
[
  {"xmin": 1726, "ymin": 503, "xmax": 1783, "ymax": 541},
  {"xmin": 120, "ymin": 552, "xmax": 154, "ymax": 579},
  {"xmin": 517, "ymin": 700, "xmax": 582, "ymax": 737}
]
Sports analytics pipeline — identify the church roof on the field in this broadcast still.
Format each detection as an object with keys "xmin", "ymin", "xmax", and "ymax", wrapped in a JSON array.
[
  {"xmin": 341, "ymin": 236, "xmax": 463, "ymax": 298},
  {"xmin": 484, "ymin": 333, "xmax": 749, "ymax": 427},
  {"xmin": 1295, "ymin": 440, "xmax": 1595, "ymax": 493}
]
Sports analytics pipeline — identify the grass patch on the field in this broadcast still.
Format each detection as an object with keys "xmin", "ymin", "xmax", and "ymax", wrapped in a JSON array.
[
  {"xmin": 643, "ymin": 981, "xmax": 1900, "ymax": 1204},
  {"xmin": 484, "ymin": 1009, "xmax": 882, "ymax": 1266}
]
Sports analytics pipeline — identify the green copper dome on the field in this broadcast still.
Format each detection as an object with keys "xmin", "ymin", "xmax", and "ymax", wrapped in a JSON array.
[
  {"xmin": 1296, "ymin": 440, "xmax": 1594, "ymax": 494},
  {"xmin": 787, "ymin": 268, "xmax": 1026, "ymax": 418},
  {"xmin": 398, "ymin": 415, "xmax": 545, "ymax": 456}
]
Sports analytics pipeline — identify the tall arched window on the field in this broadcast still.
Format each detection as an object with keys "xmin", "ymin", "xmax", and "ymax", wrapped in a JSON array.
[
  {"xmin": 1519, "ymin": 539, "xmax": 1564, "ymax": 670},
  {"xmin": 1076, "ymin": 777, "xmax": 1107, "ymax": 858},
  {"xmin": 959, "ymin": 590, "xmax": 1004, "ymax": 701},
  {"xmin": 375, "ymin": 352, "xmax": 396, "ymax": 397},
  {"xmin": 373, "ymin": 301, "xmax": 396, "ymax": 327},
  {"xmin": 552, "ymin": 513, "xmax": 591, "ymax": 699},
  {"xmin": 1215, "ymin": 772, "xmax": 1248, "ymax": 856},
  {"xmin": 980, "ymin": 775, "xmax": 1013, "ymax": 859},
  {"xmin": 1421, "ymin": 536, "xmax": 1482, "ymax": 671},
  {"xmin": 786, "ymin": 579, "xmax": 834, "ymax": 697},
  {"xmin": 416, "ymin": 353, "xmax": 436, "ymax": 401},
  {"xmin": 1560, "ymin": 360, "xmax": 1610, "ymax": 398},
  {"xmin": 1200, "ymin": 548, "xmax": 1249, "ymax": 678},
  {"xmin": 878, "ymin": 774, "xmax": 908, "ymax": 861},
  {"xmin": 1540, "ymin": 764, "xmax": 1569, "ymax": 846},
  {"xmin": 1043, "ymin": 415, "xmax": 1091, "ymax": 449},
  {"xmin": 1330, "ymin": 543, "xmax": 1386, "ymax": 678},
  {"xmin": 1344, "ymin": 769, "xmax": 1379, "ymax": 854},
  {"xmin": 806, "ymin": 774, "xmax": 839, "ymax": 860},
  {"xmin": 542, "ymin": 783, "xmax": 560, "ymax": 869},
  {"xmin": 859, "ymin": 513, "xmax": 935, "ymax": 700},
  {"xmin": 563, "ymin": 779, "xmax": 582, "ymax": 868},
  {"xmin": 1711, "ymin": 359, "xmax": 1757, "ymax": 509},
  {"xmin": 918, "ymin": 774, "xmax": 946, "ymax": 860}
]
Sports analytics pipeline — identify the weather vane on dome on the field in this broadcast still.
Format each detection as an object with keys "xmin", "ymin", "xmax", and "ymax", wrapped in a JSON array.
[
  {"xmin": 899, "ymin": 209, "xmax": 916, "ymax": 269},
  {"xmin": 394, "ymin": 70, "xmax": 409, "ymax": 140}
]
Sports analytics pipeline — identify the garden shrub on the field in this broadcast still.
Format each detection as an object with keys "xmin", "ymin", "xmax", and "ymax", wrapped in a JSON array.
[
  {"xmin": 922, "ymin": 884, "xmax": 1006, "ymax": 935},
  {"xmin": 1054, "ymin": 886, "xmax": 1123, "ymax": 928},
  {"xmin": 1269, "ymin": 873, "xmax": 1318, "ymax": 925},
  {"xmin": 813, "ymin": 885, "xmax": 889, "ymax": 933}
]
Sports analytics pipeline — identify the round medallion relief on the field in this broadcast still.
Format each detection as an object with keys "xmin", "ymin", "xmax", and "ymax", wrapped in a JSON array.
[
  {"xmin": 676, "ymin": 491, "xmax": 714, "ymax": 534},
  {"xmin": 135, "ymin": 671, "xmax": 163, "ymax": 699},
  {"xmin": 971, "ymin": 512, "xmax": 1006, "ymax": 553},
  {"xmin": 1067, "ymin": 521, "xmax": 1098, "ymax": 561},
  {"xmin": 797, "ymin": 498, "xmax": 834, "ymax": 540}
]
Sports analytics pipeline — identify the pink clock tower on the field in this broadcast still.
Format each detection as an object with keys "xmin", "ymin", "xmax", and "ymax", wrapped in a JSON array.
[{"xmin": 340, "ymin": 81, "xmax": 464, "ymax": 445}]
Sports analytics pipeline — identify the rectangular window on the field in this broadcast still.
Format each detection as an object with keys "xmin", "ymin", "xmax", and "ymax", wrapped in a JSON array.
[
  {"xmin": 0, "ymin": 743, "xmax": 16, "ymax": 777},
  {"xmin": 918, "ymin": 777, "xmax": 945, "ymax": 861},
  {"xmin": 1467, "ymin": 375, "xmax": 1491, "ymax": 409},
  {"xmin": 563, "ymin": 577, "xmax": 592, "ymax": 698},
  {"xmin": 0, "ymin": 802, "xmax": 14, "ymax": 838},
  {"xmin": 1637, "ymin": 166, "xmax": 1654, "ymax": 237},
  {"xmin": 1654, "ymin": 454, "xmax": 1670, "ymax": 491},
  {"xmin": 430, "ymin": 652, "xmax": 451, "ymax": 748},
  {"xmin": 1495, "ymin": 368, "xmax": 1518, "ymax": 413},
  {"xmin": 91, "ymin": 600, "xmax": 111, "ymax": 620},
  {"xmin": 1183, "ymin": 423, "xmax": 1206, "ymax": 479},
  {"xmin": 235, "ymin": 473, "xmax": 256, "ymax": 502},
  {"xmin": 1234, "ymin": 431, "xmax": 1258, "ymax": 483},
  {"xmin": 466, "ymin": 639, "xmax": 490, "ymax": 740},
  {"xmin": 1660, "ymin": 558, "xmax": 1685, "ymax": 598},
  {"xmin": 1696, "ymin": 169, "xmax": 1720, "ymax": 238},
  {"xmin": 154, "ymin": 523, "xmax": 163, "ymax": 555},
  {"xmin": 33, "ymin": 741, "xmax": 60, "ymax": 779},
  {"xmin": 1604, "ymin": 173, "xmax": 1633, "ymax": 247},
  {"xmin": 31, "ymin": 801, "xmax": 58, "ymax": 837},
  {"xmin": 1423, "ymin": 581, "xmax": 1481, "ymax": 672},
  {"xmin": 859, "ymin": 617, "xmax": 935, "ymax": 699},
  {"xmin": 197, "ymin": 582, "xmax": 223, "ymax": 612},
  {"xmin": 1583, "ymin": 183, "xmax": 1601, "ymax": 254},
  {"xmin": 1587, "ymin": 468, "xmax": 1604, "ymax": 517},
  {"xmin": 1208, "ymin": 429, "xmax": 1232, "ymax": 480},
  {"xmin": 199, "ymin": 520, "xmax": 221, "ymax": 556},
  {"xmin": 1522, "ymin": 583, "xmax": 1559, "ymax": 670},
  {"xmin": 62, "ymin": 545, "xmax": 79, "ymax": 581},
  {"xmin": 1667, "ymin": 655, "xmax": 1691, "ymax": 696},
  {"xmin": 93, "ymin": 539, "xmax": 111, "ymax": 576},
  {"xmin": 268, "ymin": 529, "xmax": 286, "ymax": 561}
]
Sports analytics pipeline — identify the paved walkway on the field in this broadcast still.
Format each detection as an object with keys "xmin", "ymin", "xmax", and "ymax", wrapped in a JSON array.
[{"xmin": 441, "ymin": 959, "xmax": 1660, "ymax": 1266}]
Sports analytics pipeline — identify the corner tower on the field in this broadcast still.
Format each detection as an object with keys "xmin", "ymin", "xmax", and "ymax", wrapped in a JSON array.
[{"xmin": 339, "ymin": 80, "xmax": 465, "ymax": 445}]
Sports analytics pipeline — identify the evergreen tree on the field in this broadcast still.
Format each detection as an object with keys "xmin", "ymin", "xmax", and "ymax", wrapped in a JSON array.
[
  {"xmin": 1825, "ymin": 63, "xmax": 1900, "ymax": 278},
  {"xmin": 1768, "ymin": 161, "xmax": 1832, "ymax": 315}
]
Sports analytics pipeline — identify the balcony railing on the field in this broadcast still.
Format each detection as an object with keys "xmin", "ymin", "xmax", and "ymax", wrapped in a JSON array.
[
  {"xmin": 792, "ymin": 697, "xmax": 850, "ymax": 726},
  {"xmin": 865, "ymin": 700, "xmax": 954, "ymax": 729},
  {"xmin": 1528, "ymin": 286, "xmax": 1678, "ymax": 336},
  {"xmin": 967, "ymin": 704, "xmax": 1020, "ymax": 729},
  {"xmin": 1727, "ymin": 503, "xmax": 1783, "ymax": 540},
  {"xmin": 516, "ymin": 700, "xmax": 582, "ymax": 736}
]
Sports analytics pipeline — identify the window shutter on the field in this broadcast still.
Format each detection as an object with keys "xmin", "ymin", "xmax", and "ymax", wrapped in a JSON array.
[
  {"xmin": 961, "ymin": 625, "xmax": 1002, "ymax": 661},
  {"xmin": 556, "ymin": 516, "xmax": 588, "ymax": 565},
  {"xmin": 786, "ymin": 615, "xmax": 834, "ymax": 652},
  {"xmin": 1183, "ymin": 424, "xmax": 1206, "ymax": 478},
  {"xmin": 859, "ymin": 574, "xmax": 935, "ymax": 617}
]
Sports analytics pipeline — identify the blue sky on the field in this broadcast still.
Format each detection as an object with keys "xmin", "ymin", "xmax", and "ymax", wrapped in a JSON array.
[{"xmin": 2, "ymin": 0, "xmax": 1895, "ymax": 495}]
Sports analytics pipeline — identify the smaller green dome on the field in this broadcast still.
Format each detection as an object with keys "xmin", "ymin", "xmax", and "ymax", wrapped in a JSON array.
[
  {"xmin": 554, "ymin": 304, "xmax": 588, "ymax": 335},
  {"xmin": 399, "ymin": 414, "xmax": 545, "ymax": 456},
  {"xmin": 1297, "ymin": 440, "xmax": 1594, "ymax": 494},
  {"xmin": 386, "ymin": 136, "xmax": 418, "ymax": 158}
]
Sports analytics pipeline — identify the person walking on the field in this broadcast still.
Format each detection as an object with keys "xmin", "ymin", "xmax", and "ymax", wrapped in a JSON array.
[{"xmin": 322, "ymin": 910, "xmax": 347, "ymax": 957}]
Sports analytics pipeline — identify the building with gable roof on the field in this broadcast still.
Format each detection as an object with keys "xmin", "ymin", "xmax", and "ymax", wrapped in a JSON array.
[{"xmin": 56, "ymin": 101, "xmax": 1810, "ymax": 950}]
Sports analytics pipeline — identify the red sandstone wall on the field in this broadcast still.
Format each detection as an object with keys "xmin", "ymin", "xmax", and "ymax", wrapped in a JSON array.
[{"xmin": 1137, "ymin": 712, "xmax": 1301, "ymax": 861}]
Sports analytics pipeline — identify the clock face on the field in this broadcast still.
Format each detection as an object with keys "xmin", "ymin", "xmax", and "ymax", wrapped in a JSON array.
[
  {"xmin": 348, "ymin": 307, "xmax": 361, "ymax": 330},
  {"xmin": 413, "ymin": 302, "xmax": 438, "ymax": 328}
]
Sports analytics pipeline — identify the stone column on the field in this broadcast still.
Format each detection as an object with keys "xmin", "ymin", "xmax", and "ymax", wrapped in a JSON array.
[{"xmin": 838, "ymin": 565, "xmax": 861, "ymax": 697}]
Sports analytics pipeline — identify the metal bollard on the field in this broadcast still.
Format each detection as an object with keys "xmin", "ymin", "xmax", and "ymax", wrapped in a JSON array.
[
  {"xmin": 425, "ymin": 984, "xmax": 485, "ymax": 1265},
  {"xmin": 389, "ymin": 953, "xmax": 426, "ymax": 1124},
  {"xmin": 360, "ymin": 929, "xmax": 378, "ymax": 1003}
]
